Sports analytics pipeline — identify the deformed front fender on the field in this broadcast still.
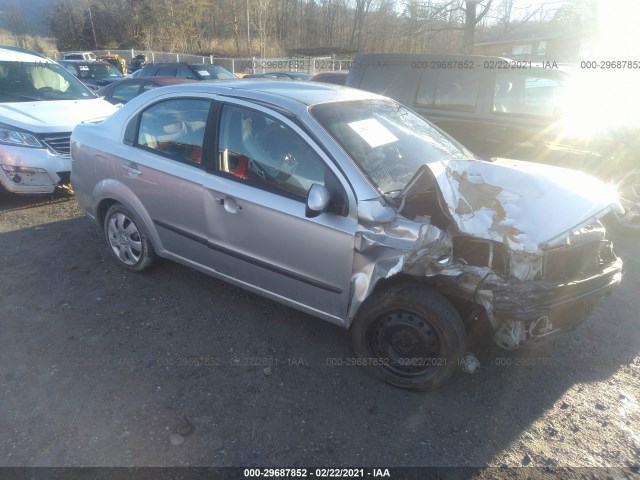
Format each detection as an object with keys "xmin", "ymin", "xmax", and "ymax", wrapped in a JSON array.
[{"xmin": 345, "ymin": 198, "xmax": 459, "ymax": 325}]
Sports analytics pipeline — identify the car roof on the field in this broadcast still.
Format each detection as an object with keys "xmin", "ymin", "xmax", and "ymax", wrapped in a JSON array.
[
  {"xmin": 141, "ymin": 79, "xmax": 383, "ymax": 110},
  {"xmin": 0, "ymin": 46, "xmax": 51, "ymax": 62},
  {"xmin": 144, "ymin": 62, "xmax": 196, "ymax": 67},
  {"xmin": 313, "ymin": 71, "xmax": 348, "ymax": 76},
  {"xmin": 59, "ymin": 59, "xmax": 108, "ymax": 66},
  {"xmin": 143, "ymin": 63, "xmax": 229, "ymax": 68},
  {"xmin": 108, "ymin": 76, "xmax": 197, "ymax": 86},
  {"xmin": 311, "ymin": 71, "xmax": 348, "ymax": 79}
]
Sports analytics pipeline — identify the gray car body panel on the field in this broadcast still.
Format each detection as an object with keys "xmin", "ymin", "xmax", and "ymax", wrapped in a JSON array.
[{"xmin": 72, "ymin": 80, "xmax": 623, "ymax": 346}]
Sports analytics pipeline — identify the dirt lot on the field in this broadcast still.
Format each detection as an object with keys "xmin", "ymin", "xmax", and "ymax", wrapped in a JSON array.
[{"xmin": 1, "ymin": 189, "xmax": 639, "ymax": 474}]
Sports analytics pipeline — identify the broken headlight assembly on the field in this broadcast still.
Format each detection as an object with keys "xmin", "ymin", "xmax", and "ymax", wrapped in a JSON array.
[
  {"xmin": 0, "ymin": 124, "xmax": 43, "ymax": 149},
  {"xmin": 452, "ymin": 236, "xmax": 510, "ymax": 277}
]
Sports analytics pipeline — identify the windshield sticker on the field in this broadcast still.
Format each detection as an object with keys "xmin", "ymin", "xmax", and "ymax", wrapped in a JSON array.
[
  {"xmin": 348, "ymin": 118, "xmax": 398, "ymax": 148},
  {"xmin": 79, "ymin": 66, "xmax": 89, "ymax": 70},
  {"xmin": 198, "ymin": 70, "xmax": 209, "ymax": 76}
]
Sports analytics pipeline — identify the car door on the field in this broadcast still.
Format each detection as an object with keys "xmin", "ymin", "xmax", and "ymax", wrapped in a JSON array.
[
  {"xmin": 202, "ymin": 101, "xmax": 358, "ymax": 322},
  {"xmin": 116, "ymin": 96, "xmax": 215, "ymax": 266}
]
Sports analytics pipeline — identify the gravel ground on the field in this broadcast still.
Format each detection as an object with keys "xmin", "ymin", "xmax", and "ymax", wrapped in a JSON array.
[{"xmin": 0, "ymin": 189, "xmax": 639, "ymax": 476}]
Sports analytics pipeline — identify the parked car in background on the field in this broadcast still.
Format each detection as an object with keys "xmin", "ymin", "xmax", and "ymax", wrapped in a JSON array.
[
  {"xmin": 58, "ymin": 59, "xmax": 124, "ymax": 90},
  {"xmin": 0, "ymin": 46, "xmax": 116, "ymax": 194},
  {"xmin": 63, "ymin": 51, "xmax": 97, "ymax": 61},
  {"xmin": 71, "ymin": 80, "xmax": 622, "ymax": 391},
  {"xmin": 244, "ymin": 71, "xmax": 312, "ymax": 80},
  {"xmin": 136, "ymin": 63, "xmax": 236, "ymax": 80},
  {"xmin": 96, "ymin": 77, "xmax": 196, "ymax": 105},
  {"xmin": 347, "ymin": 53, "xmax": 640, "ymax": 234},
  {"xmin": 310, "ymin": 71, "xmax": 348, "ymax": 85},
  {"xmin": 128, "ymin": 54, "xmax": 149, "ymax": 73},
  {"xmin": 98, "ymin": 54, "xmax": 127, "ymax": 75}
]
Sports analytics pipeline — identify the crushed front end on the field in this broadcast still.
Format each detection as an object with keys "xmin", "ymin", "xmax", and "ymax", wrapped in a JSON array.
[
  {"xmin": 440, "ymin": 227, "xmax": 622, "ymax": 349},
  {"xmin": 347, "ymin": 158, "xmax": 624, "ymax": 352}
]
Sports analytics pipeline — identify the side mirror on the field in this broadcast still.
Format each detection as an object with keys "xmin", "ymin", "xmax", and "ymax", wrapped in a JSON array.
[{"xmin": 305, "ymin": 184, "xmax": 331, "ymax": 218}]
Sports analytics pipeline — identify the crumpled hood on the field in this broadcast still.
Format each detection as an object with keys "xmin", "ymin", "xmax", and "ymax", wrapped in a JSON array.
[
  {"xmin": 425, "ymin": 158, "xmax": 621, "ymax": 252},
  {"xmin": 0, "ymin": 99, "xmax": 116, "ymax": 133}
]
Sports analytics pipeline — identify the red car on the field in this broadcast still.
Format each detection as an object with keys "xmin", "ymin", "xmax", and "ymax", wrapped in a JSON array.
[{"xmin": 310, "ymin": 71, "xmax": 348, "ymax": 85}]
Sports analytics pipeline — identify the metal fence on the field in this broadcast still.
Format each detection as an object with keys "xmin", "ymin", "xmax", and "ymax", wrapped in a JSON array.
[{"xmin": 57, "ymin": 50, "xmax": 355, "ymax": 75}]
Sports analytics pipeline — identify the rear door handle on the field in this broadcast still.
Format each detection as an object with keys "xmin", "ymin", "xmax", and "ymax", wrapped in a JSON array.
[
  {"xmin": 121, "ymin": 162, "xmax": 142, "ymax": 176},
  {"xmin": 215, "ymin": 196, "xmax": 242, "ymax": 213}
]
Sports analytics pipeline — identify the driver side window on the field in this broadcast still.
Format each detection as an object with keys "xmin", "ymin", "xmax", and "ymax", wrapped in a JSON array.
[{"xmin": 217, "ymin": 105, "xmax": 326, "ymax": 198}]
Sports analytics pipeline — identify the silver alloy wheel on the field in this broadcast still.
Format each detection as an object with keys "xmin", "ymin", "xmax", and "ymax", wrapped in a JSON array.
[{"xmin": 106, "ymin": 212, "xmax": 143, "ymax": 265}]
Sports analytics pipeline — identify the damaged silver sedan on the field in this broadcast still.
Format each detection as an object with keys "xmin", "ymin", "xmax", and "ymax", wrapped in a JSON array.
[{"xmin": 71, "ymin": 81, "xmax": 623, "ymax": 390}]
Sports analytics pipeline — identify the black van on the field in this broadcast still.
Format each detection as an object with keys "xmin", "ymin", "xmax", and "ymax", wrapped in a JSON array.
[{"xmin": 346, "ymin": 53, "xmax": 640, "ymax": 234}]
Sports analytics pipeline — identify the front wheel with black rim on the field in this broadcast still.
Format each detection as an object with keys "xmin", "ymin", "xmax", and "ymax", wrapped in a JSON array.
[
  {"xmin": 103, "ymin": 203, "xmax": 156, "ymax": 272},
  {"xmin": 351, "ymin": 284, "xmax": 466, "ymax": 391}
]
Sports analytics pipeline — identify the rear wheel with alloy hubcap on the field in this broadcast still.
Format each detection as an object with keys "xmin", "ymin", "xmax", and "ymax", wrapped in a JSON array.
[{"xmin": 103, "ymin": 203, "xmax": 156, "ymax": 272}]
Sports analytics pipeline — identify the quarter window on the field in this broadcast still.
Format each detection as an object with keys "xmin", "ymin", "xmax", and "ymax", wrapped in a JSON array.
[
  {"xmin": 217, "ymin": 105, "xmax": 327, "ymax": 198},
  {"xmin": 136, "ymin": 98, "xmax": 210, "ymax": 165}
]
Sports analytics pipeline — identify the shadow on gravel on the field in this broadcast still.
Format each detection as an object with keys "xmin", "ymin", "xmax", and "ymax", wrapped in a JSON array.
[
  {"xmin": 1, "ymin": 215, "xmax": 638, "ymax": 468},
  {"xmin": 0, "ymin": 187, "xmax": 74, "ymax": 213}
]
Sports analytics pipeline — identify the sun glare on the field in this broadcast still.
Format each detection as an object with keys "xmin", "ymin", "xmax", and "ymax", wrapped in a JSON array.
[{"xmin": 557, "ymin": 0, "xmax": 640, "ymax": 137}]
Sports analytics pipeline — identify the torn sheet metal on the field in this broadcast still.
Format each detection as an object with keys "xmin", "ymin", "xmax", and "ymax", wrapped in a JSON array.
[{"xmin": 425, "ymin": 158, "xmax": 621, "ymax": 251}]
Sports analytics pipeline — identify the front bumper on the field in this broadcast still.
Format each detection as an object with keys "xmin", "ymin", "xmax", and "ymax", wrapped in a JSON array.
[
  {"xmin": 491, "ymin": 257, "xmax": 623, "ymax": 348},
  {"xmin": 0, "ymin": 144, "xmax": 72, "ymax": 194}
]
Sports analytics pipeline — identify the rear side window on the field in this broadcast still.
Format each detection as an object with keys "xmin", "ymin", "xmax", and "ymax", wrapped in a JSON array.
[
  {"xmin": 416, "ymin": 70, "xmax": 481, "ymax": 111},
  {"xmin": 136, "ymin": 98, "xmax": 210, "ymax": 165},
  {"xmin": 492, "ymin": 72, "xmax": 564, "ymax": 117},
  {"xmin": 176, "ymin": 65, "xmax": 194, "ymax": 78},
  {"xmin": 155, "ymin": 66, "xmax": 176, "ymax": 76},
  {"xmin": 358, "ymin": 65, "xmax": 414, "ymax": 100},
  {"xmin": 112, "ymin": 82, "xmax": 141, "ymax": 103}
]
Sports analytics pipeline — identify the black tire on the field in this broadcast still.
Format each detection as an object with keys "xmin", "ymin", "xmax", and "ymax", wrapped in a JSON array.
[
  {"xmin": 103, "ymin": 203, "xmax": 156, "ymax": 272},
  {"xmin": 351, "ymin": 284, "xmax": 466, "ymax": 391}
]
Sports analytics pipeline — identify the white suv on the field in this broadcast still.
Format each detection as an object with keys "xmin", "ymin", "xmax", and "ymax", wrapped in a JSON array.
[
  {"xmin": 63, "ymin": 51, "xmax": 97, "ymax": 61},
  {"xmin": 0, "ymin": 46, "xmax": 116, "ymax": 194}
]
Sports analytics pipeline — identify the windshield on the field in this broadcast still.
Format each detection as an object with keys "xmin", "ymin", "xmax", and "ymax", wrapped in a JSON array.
[
  {"xmin": 0, "ymin": 61, "xmax": 96, "ymax": 102},
  {"xmin": 75, "ymin": 62, "xmax": 123, "ymax": 79},
  {"xmin": 311, "ymin": 99, "xmax": 473, "ymax": 194},
  {"xmin": 196, "ymin": 65, "xmax": 236, "ymax": 80}
]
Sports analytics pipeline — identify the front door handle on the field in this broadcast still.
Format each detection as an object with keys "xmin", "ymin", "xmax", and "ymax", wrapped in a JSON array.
[{"xmin": 121, "ymin": 162, "xmax": 142, "ymax": 176}]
